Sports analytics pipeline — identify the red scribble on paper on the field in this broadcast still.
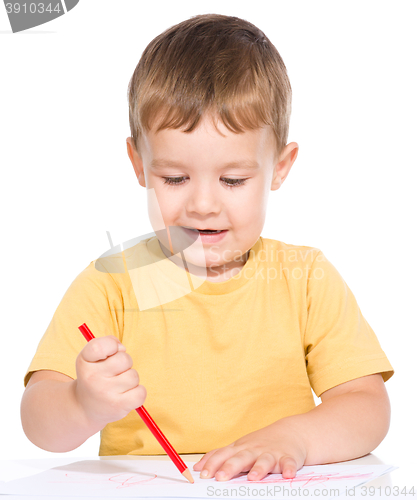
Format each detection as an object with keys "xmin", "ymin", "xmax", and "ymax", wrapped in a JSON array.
[
  {"xmin": 229, "ymin": 469, "xmax": 373, "ymax": 486},
  {"xmin": 48, "ymin": 471, "xmax": 158, "ymax": 488},
  {"xmin": 108, "ymin": 472, "xmax": 157, "ymax": 488}
]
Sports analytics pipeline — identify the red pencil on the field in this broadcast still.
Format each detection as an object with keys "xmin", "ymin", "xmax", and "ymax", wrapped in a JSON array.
[{"xmin": 78, "ymin": 322, "xmax": 194, "ymax": 484}]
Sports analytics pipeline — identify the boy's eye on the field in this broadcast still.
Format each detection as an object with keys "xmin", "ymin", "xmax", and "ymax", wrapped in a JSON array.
[{"xmin": 162, "ymin": 177, "xmax": 247, "ymax": 188}]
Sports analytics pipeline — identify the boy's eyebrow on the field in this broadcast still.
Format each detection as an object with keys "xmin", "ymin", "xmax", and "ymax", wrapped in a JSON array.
[{"xmin": 150, "ymin": 159, "xmax": 260, "ymax": 170}]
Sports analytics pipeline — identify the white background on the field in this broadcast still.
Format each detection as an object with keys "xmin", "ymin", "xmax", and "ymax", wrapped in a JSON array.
[{"xmin": 1, "ymin": 0, "xmax": 416, "ymax": 473}]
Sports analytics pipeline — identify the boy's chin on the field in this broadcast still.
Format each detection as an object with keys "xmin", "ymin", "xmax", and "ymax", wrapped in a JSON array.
[{"xmin": 180, "ymin": 255, "xmax": 219, "ymax": 274}]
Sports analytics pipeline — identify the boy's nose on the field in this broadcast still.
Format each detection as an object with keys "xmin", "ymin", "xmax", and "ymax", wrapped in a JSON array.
[{"xmin": 186, "ymin": 184, "xmax": 222, "ymax": 216}]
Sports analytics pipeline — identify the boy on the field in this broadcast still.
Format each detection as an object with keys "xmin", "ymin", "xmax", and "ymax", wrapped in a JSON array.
[{"xmin": 21, "ymin": 13, "xmax": 394, "ymax": 482}]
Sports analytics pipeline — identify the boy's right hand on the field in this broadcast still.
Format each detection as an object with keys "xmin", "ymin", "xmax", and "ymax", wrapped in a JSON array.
[{"xmin": 74, "ymin": 336, "xmax": 146, "ymax": 426}]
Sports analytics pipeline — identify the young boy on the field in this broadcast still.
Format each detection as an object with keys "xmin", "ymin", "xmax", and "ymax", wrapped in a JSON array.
[{"xmin": 21, "ymin": 13, "xmax": 394, "ymax": 482}]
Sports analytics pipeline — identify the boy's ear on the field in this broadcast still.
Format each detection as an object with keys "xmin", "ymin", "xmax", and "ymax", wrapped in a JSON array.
[
  {"xmin": 271, "ymin": 142, "xmax": 299, "ymax": 191},
  {"xmin": 126, "ymin": 137, "xmax": 146, "ymax": 187}
]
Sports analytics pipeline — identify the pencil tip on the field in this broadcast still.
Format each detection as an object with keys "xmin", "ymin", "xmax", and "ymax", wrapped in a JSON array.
[{"xmin": 182, "ymin": 468, "xmax": 194, "ymax": 483}]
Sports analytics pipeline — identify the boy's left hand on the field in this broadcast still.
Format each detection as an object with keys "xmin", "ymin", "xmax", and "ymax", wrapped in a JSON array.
[{"xmin": 192, "ymin": 422, "xmax": 307, "ymax": 482}]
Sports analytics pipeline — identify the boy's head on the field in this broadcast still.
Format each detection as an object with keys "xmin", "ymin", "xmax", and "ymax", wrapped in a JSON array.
[{"xmin": 126, "ymin": 13, "xmax": 298, "ymax": 281}]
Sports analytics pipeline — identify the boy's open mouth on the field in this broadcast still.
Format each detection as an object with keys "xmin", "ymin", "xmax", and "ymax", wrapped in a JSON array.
[{"xmin": 182, "ymin": 227, "xmax": 227, "ymax": 234}]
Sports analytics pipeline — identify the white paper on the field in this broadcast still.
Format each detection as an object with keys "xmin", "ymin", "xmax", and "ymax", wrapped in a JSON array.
[
  {"xmin": 0, "ymin": 457, "xmax": 93, "ymax": 483},
  {"xmin": 0, "ymin": 460, "xmax": 396, "ymax": 498}
]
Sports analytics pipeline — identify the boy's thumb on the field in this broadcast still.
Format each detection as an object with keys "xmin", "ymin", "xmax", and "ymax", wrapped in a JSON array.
[{"xmin": 117, "ymin": 341, "xmax": 126, "ymax": 352}]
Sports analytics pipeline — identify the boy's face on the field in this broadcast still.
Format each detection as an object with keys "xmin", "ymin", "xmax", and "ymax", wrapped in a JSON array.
[{"xmin": 127, "ymin": 114, "xmax": 298, "ymax": 282}]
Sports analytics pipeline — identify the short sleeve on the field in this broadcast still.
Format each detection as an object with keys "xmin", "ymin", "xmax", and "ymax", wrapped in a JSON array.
[
  {"xmin": 24, "ymin": 262, "xmax": 124, "ymax": 387},
  {"xmin": 304, "ymin": 250, "xmax": 394, "ymax": 397}
]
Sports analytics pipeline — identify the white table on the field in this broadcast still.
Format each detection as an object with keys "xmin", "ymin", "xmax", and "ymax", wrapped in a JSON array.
[{"xmin": 0, "ymin": 453, "xmax": 412, "ymax": 499}]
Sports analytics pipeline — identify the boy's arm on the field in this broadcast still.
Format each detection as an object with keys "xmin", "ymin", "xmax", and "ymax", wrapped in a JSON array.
[
  {"xmin": 193, "ymin": 373, "xmax": 391, "ymax": 481},
  {"xmin": 300, "ymin": 372, "xmax": 391, "ymax": 464},
  {"xmin": 21, "ymin": 336, "xmax": 146, "ymax": 453},
  {"xmin": 21, "ymin": 370, "xmax": 104, "ymax": 452}
]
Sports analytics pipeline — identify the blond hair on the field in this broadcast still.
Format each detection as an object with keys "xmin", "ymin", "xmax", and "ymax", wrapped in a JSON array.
[{"xmin": 127, "ymin": 13, "xmax": 292, "ymax": 160}]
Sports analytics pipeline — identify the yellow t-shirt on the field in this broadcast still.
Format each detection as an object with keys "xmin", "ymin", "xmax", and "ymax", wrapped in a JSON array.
[{"xmin": 24, "ymin": 235, "xmax": 394, "ymax": 456}]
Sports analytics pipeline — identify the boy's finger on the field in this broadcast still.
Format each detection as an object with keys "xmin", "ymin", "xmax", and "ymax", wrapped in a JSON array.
[
  {"xmin": 98, "ymin": 351, "xmax": 134, "ymax": 378},
  {"xmin": 279, "ymin": 456, "xmax": 298, "ymax": 479},
  {"xmin": 112, "ymin": 367, "xmax": 140, "ymax": 393},
  {"xmin": 197, "ymin": 447, "xmax": 237, "ymax": 479},
  {"xmin": 193, "ymin": 448, "xmax": 219, "ymax": 470},
  {"xmin": 247, "ymin": 452, "xmax": 276, "ymax": 481},
  {"xmin": 81, "ymin": 336, "xmax": 125, "ymax": 362}
]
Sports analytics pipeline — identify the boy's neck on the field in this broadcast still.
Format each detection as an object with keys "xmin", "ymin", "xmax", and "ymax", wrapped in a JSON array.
[{"xmin": 204, "ymin": 251, "xmax": 249, "ymax": 282}]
